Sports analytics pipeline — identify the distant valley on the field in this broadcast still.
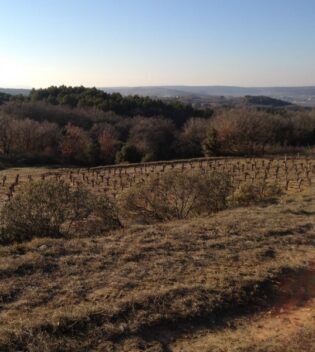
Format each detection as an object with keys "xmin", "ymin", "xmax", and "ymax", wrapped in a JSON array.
[
  {"xmin": 102, "ymin": 85, "xmax": 315, "ymax": 106},
  {"xmin": 1, "ymin": 85, "xmax": 315, "ymax": 106}
]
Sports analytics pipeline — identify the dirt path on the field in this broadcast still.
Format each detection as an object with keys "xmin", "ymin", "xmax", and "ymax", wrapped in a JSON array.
[
  {"xmin": 170, "ymin": 269, "xmax": 315, "ymax": 352},
  {"xmin": 169, "ymin": 300, "xmax": 315, "ymax": 351}
]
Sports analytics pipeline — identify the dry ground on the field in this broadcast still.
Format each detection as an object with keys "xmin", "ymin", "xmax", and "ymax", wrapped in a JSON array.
[
  {"xmin": 0, "ymin": 184, "xmax": 314, "ymax": 351},
  {"xmin": 171, "ymin": 297, "xmax": 315, "ymax": 352}
]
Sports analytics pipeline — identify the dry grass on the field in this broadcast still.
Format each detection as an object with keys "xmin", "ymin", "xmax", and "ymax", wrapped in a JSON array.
[{"xmin": 0, "ymin": 186, "xmax": 314, "ymax": 351}]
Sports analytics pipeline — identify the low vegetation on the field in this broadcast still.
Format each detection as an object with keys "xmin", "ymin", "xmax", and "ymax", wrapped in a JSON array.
[
  {"xmin": 120, "ymin": 170, "xmax": 232, "ymax": 222},
  {"xmin": 0, "ymin": 155, "xmax": 312, "ymax": 351},
  {"xmin": 0, "ymin": 170, "xmax": 284, "ymax": 244},
  {"xmin": 0, "ymin": 185, "xmax": 314, "ymax": 351},
  {"xmin": 0, "ymin": 179, "xmax": 120, "ymax": 244},
  {"xmin": 231, "ymin": 180, "xmax": 283, "ymax": 206}
]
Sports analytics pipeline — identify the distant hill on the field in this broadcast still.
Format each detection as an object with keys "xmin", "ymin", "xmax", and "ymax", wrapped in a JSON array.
[
  {"xmin": 1, "ymin": 86, "xmax": 315, "ymax": 106},
  {"xmin": 102, "ymin": 86, "xmax": 315, "ymax": 106},
  {"xmin": 242, "ymin": 95, "xmax": 293, "ymax": 107},
  {"xmin": 0, "ymin": 88, "xmax": 30, "ymax": 96},
  {"xmin": 102, "ymin": 85, "xmax": 315, "ymax": 97}
]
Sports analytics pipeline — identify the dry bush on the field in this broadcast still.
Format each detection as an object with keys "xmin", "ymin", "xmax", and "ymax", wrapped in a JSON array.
[
  {"xmin": 209, "ymin": 108, "xmax": 278, "ymax": 155},
  {"xmin": 231, "ymin": 180, "xmax": 283, "ymax": 207},
  {"xmin": 0, "ymin": 179, "xmax": 120, "ymax": 244},
  {"xmin": 119, "ymin": 170, "xmax": 232, "ymax": 222},
  {"xmin": 177, "ymin": 118, "xmax": 210, "ymax": 158},
  {"xmin": 69, "ymin": 194, "xmax": 122, "ymax": 237}
]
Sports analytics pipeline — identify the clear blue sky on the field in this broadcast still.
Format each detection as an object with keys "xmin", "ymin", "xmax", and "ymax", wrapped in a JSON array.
[{"xmin": 1, "ymin": 0, "xmax": 315, "ymax": 88}]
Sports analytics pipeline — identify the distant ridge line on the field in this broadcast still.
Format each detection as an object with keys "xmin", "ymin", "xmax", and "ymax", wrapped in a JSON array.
[{"xmin": 1, "ymin": 85, "xmax": 315, "ymax": 106}]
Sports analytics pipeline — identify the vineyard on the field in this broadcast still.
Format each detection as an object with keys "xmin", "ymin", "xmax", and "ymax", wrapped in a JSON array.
[
  {"xmin": 1, "ymin": 157, "xmax": 315, "ymax": 351},
  {"xmin": 0, "ymin": 156, "xmax": 314, "ymax": 203}
]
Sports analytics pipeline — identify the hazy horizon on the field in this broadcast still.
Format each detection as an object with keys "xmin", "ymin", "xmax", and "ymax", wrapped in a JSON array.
[
  {"xmin": 2, "ymin": 84, "xmax": 315, "ymax": 91},
  {"xmin": 1, "ymin": 0, "xmax": 315, "ymax": 88}
]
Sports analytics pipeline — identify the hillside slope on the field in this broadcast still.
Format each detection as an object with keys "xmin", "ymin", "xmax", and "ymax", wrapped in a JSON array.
[{"xmin": 0, "ymin": 187, "xmax": 314, "ymax": 351}]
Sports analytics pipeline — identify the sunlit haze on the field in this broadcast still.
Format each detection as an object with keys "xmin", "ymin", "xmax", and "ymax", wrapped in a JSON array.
[{"xmin": 1, "ymin": 0, "xmax": 315, "ymax": 88}]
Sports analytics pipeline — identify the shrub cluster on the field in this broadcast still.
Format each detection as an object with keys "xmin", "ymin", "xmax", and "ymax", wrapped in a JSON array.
[
  {"xmin": 231, "ymin": 180, "xmax": 283, "ymax": 206},
  {"xmin": 0, "ymin": 179, "xmax": 121, "ymax": 244},
  {"xmin": 119, "ymin": 170, "xmax": 232, "ymax": 222},
  {"xmin": 0, "ymin": 171, "xmax": 285, "ymax": 244}
]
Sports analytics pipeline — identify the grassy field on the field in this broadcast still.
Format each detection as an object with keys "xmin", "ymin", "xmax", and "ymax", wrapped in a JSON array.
[{"xmin": 0, "ymin": 174, "xmax": 314, "ymax": 351}]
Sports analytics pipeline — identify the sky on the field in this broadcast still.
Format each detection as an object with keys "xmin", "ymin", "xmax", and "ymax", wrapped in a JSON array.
[{"xmin": 1, "ymin": 0, "xmax": 315, "ymax": 88}]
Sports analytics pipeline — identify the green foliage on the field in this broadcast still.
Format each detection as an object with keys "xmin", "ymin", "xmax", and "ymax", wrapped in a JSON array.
[
  {"xmin": 203, "ymin": 127, "xmax": 220, "ymax": 156},
  {"xmin": 128, "ymin": 117, "xmax": 176, "ymax": 161},
  {"xmin": 0, "ymin": 93, "xmax": 11, "ymax": 105},
  {"xmin": 115, "ymin": 144, "xmax": 142, "ymax": 163},
  {"xmin": 244, "ymin": 95, "xmax": 292, "ymax": 107},
  {"xmin": 0, "ymin": 179, "xmax": 121, "ymax": 244},
  {"xmin": 120, "ymin": 170, "xmax": 232, "ymax": 222},
  {"xmin": 231, "ymin": 180, "xmax": 283, "ymax": 206},
  {"xmin": 29, "ymin": 86, "xmax": 209, "ymax": 126},
  {"xmin": 177, "ymin": 118, "xmax": 209, "ymax": 158}
]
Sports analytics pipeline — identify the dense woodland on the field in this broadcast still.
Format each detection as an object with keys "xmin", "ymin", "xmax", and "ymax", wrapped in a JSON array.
[{"xmin": 0, "ymin": 86, "xmax": 314, "ymax": 166}]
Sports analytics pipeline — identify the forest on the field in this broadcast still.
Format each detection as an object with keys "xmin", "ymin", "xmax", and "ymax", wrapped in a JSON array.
[{"xmin": 0, "ymin": 86, "xmax": 314, "ymax": 166}]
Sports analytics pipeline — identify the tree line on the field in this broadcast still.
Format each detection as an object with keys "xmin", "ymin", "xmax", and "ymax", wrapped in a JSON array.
[
  {"xmin": 29, "ymin": 86, "xmax": 213, "ymax": 125},
  {"xmin": 0, "ymin": 86, "xmax": 314, "ymax": 166}
]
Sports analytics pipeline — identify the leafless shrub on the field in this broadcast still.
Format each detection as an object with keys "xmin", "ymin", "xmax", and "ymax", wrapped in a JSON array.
[
  {"xmin": 119, "ymin": 170, "xmax": 232, "ymax": 222},
  {"xmin": 0, "ymin": 179, "xmax": 121, "ymax": 244},
  {"xmin": 231, "ymin": 180, "xmax": 283, "ymax": 206}
]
